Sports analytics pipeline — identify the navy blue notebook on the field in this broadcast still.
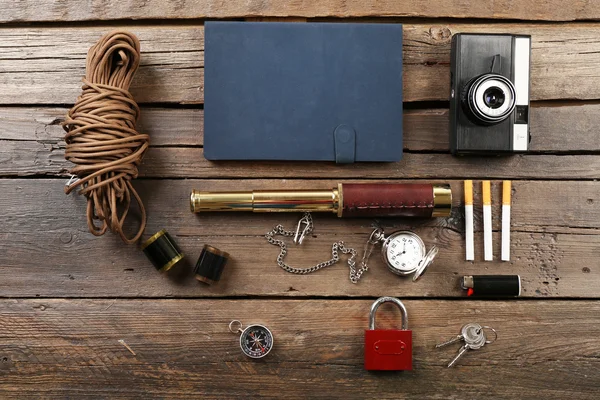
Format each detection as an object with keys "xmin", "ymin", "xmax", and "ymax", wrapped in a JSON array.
[{"xmin": 204, "ymin": 22, "xmax": 403, "ymax": 163}]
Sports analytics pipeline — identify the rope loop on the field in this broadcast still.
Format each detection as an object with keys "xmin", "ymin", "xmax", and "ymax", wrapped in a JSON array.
[{"xmin": 63, "ymin": 31, "xmax": 148, "ymax": 244}]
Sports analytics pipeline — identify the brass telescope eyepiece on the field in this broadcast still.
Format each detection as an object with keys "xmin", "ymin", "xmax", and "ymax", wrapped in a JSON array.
[
  {"xmin": 190, "ymin": 187, "xmax": 342, "ymax": 215},
  {"xmin": 190, "ymin": 183, "xmax": 452, "ymax": 218}
]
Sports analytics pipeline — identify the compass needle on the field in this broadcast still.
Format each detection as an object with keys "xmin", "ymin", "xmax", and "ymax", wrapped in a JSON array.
[{"xmin": 230, "ymin": 321, "xmax": 274, "ymax": 359}]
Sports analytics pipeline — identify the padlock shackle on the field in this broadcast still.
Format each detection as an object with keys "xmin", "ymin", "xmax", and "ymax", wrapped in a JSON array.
[{"xmin": 369, "ymin": 297, "xmax": 408, "ymax": 331}]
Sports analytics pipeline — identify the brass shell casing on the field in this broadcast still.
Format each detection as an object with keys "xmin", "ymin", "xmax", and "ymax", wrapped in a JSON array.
[
  {"xmin": 190, "ymin": 188, "xmax": 340, "ymax": 214},
  {"xmin": 432, "ymin": 184, "xmax": 453, "ymax": 217}
]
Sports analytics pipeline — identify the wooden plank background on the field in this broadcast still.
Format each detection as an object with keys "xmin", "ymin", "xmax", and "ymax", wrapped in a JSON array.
[
  {"xmin": 0, "ymin": 299, "xmax": 599, "ymax": 399},
  {"xmin": 2, "ymin": 24, "xmax": 600, "ymax": 104},
  {"xmin": 0, "ymin": 0, "xmax": 599, "ymax": 398}
]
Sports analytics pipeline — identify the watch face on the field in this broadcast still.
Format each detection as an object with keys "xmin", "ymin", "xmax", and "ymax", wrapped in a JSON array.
[
  {"xmin": 382, "ymin": 231, "xmax": 426, "ymax": 275},
  {"xmin": 239, "ymin": 324, "xmax": 273, "ymax": 358}
]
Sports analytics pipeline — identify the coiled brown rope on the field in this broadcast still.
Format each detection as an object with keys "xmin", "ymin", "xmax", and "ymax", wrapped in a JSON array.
[{"xmin": 63, "ymin": 31, "xmax": 149, "ymax": 244}]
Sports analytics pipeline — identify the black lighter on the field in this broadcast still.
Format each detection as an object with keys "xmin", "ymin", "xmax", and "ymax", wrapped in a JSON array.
[{"xmin": 461, "ymin": 275, "xmax": 521, "ymax": 297}]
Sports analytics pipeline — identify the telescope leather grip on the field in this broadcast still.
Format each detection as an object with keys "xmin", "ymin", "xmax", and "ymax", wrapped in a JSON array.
[{"xmin": 341, "ymin": 183, "xmax": 434, "ymax": 218}]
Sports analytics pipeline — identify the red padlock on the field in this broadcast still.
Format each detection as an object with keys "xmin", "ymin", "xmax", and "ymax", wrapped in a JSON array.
[{"xmin": 364, "ymin": 296, "xmax": 412, "ymax": 371}]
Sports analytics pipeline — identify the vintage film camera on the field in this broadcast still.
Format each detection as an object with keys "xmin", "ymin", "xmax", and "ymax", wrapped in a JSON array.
[{"xmin": 450, "ymin": 33, "xmax": 531, "ymax": 155}]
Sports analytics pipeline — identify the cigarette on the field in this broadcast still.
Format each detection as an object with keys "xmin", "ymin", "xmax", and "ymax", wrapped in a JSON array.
[
  {"xmin": 483, "ymin": 181, "xmax": 492, "ymax": 261},
  {"xmin": 501, "ymin": 181, "xmax": 511, "ymax": 261},
  {"xmin": 464, "ymin": 180, "xmax": 474, "ymax": 261}
]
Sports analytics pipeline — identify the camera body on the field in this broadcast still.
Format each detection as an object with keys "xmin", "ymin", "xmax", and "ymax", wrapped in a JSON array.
[{"xmin": 450, "ymin": 33, "xmax": 531, "ymax": 155}]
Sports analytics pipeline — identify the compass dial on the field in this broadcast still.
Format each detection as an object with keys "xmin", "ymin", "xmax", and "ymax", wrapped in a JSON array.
[
  {"xmin": 382, "ymin": 231, "xmax": 426, "ymax": 275},
  {"xmin": 239, "ymin": 324, "xmax": 273, "ymax": 358}
]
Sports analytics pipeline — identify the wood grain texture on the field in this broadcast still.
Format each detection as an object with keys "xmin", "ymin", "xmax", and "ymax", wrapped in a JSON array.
[
  {"xmin": 6, "ymin": 140, "xmax": 600, "ymax": 179},
  {"xmin": 0, "ymin": 107, "xmax": 202, "ymax": 146},
  {"xmin": 0, "ymin": 179, "xmax": 597, "ymax": 298},
  {"xmin": 3, "ymin": 103, "xmax": 599, "ymax": 152},
  {"xmin": 3, "ymin": 0, "xmax": 600, "ymax": 22},
  {"xmin": 138, "ymin": 152, "xmax": 600, "ymax": 180},
  {"xmin": 1, "ymin": 2, "xmax": 599, "ymax": 397},
  {"xmin": 2, "ymin": 24, "xmax": 600, "ymax": 104},
  {"xmin": 2, "ymin": 104, "xmax": 600, "ymax": 178},
  {"xmin": 3, "ymin": 179, "xmax": 599, "ymax": 233},
  {"xmin": 0, "ymin": 299, "xmax": 598, "ymax": 399},
  {"xmin": 0, "ymin": 26, "xmax": 204, "ymax": 105}
]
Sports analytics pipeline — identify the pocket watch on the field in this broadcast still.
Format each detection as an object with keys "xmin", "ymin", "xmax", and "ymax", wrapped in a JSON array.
[
  {"xmin": 264, "ymin": 212, "xmax": 439, "ymax": 284},
  {"xmin": 365, "ymin": 228, "xmax": 439, "ymax": 281}
]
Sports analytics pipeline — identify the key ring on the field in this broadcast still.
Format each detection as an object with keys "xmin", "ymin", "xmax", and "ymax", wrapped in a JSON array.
[
  {"xmin": 481, "ymin": 326, "xmax": 498, "ymax": 344},
  {"xmin": 228, "ymin": 320, "xmax": 243, "ymax": 334}
]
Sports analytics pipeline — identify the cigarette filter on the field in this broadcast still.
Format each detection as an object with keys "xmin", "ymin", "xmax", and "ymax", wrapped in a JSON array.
[
  {"xmin": 464, "ymin": 180, "xmax": 474, "ymax": 261},
  {"xmin": 501, "ymin": 181, "xmax": 511, "ymax": 261},
  {"xmin": 482, "ymin": 181, "xmax": 492, "ymax": 261}
]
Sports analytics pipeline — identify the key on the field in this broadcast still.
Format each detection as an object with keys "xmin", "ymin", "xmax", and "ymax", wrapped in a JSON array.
[
  {"xmin": 462, "ymin": 323, "xmax": 486, "ymax": 344},
  {"xmin": 435, "ymin": 322, "xmax": 483, "ymax": 348},
  {"xmin": 447, "ymin": 343, "xmax": 471, "ymax": 367},
  {"xmin": 435, "ymin": 334, "xmax": 463, "ymax": 348},
  {"xmin": 437, "ymin": 323, "xmax": 498, "ymax": 367},
  {"xmin": 447, "ymin": 331, "xmax": 486, "ymax": 368}
]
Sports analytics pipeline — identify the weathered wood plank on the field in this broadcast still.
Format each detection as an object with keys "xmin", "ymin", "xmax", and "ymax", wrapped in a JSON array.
[
  {"xmin": 0, "ymin": 26, "xmax": 204, "ymax": 105},
  {"xmin": 145, "ymin": 151, "xmax": 600, "ymax": 180},
  {"xmin": 0, "ymin": 229, "xmax": 589, "ymax": 298},
  {"xmin": 0, "ymin": 107, "xmax": 202, "ymax": 146},
  {"xmin": 0, "ymin": 179, "xmax": 598, "ymax": 298},
  {"xmin": 2, "ymin": 103, "xmax": 599, "ymax": 152},
  {"xmin": 0, "ymin": 299, "xmax": 598, "ymax": 399},
  {"xmin": 6, "ymin": 140, "xmax": 600, "ymax": 179},
  {"xmin": 3, "ymin": 0, "xmax": 600, "ymax": 22},
  {"xmin": 2, "ymin": 24, "xmax": 600, "ymax": 104},
  {"xmin": 3, "ymin": 179, "xmax": 599, "ymax": 233},
  {"xmin": 142, "ymin": 150, "xmax": 600, "ymax": 179},
  {"xmin": 1, "ymin": 102, "xmax": 600, "ymax": 177}
]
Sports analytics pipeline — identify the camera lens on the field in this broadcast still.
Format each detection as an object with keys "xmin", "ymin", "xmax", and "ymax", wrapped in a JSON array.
[
  {"xmin": 483, "ymin": 87, "xmax": 505, "ymax": 109},
  {"xmin": 463, "ymin": 74, "xmax": 516, "ymax": 125}
]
